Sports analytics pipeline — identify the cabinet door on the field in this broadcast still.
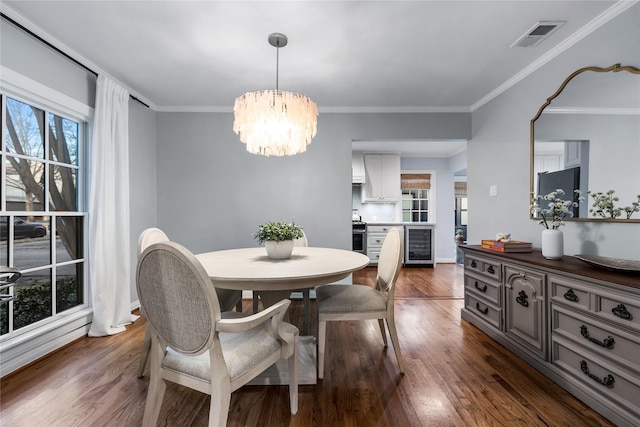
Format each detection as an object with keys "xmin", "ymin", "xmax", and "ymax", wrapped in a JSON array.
[
  {"xmin": 379, "ymin": 155, "xmax": 400, "ymax": 200},
  {"xmin": 363, "ymin": 154, "xmax": 383, "ymax": 201},
  {"xmin": 505, "ymin": 265, "xmax": 547, "ymax": 360},
  {"xmin": 363, "ymin": 154, "xmax": 399, "ymax": 202}
]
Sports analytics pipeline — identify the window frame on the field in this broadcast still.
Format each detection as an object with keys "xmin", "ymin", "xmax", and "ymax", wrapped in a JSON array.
[
  {"xmin": 0, "ymin": 67, "xmax": 93, "ymax": 375},
  {"xmin": 400, "ymin": 169, "xmax": 436, "ymax": 223}
]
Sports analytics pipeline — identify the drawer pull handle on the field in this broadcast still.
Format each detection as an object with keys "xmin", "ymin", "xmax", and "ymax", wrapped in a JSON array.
[
  {"xmin": 580, "ymin": 360, "xmax": 615, "ymax": 388},
  {"xmin": 487, "ymin": 265, "xmax": 495, "ymax": 274},
  {"xmin": 564, "ymin": 289, "xmax": 579, "ymax": 303},
  {"xmin": 580, "ymin": 325, "xmax": 615, "ymax": 349},
  {"xmin": 474, "ymin": 281, "xmax": 487, "ymax": 292},
  {"xmin": 516, "ymin": 290, "xmax": 529, "ymax": 307},
  {"xmin": 475, "ymin": 302, "xmax": 488, "ymax": 315},
  {"xmin": 612, "ymin": 303, "xmax": 633, "ymax": 321},
  {"xmin": 471, "ymin": 260, "xmax": 477, "ymax": 268}
]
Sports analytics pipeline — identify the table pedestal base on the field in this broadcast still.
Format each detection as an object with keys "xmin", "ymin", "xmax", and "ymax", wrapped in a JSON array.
[{"xmin": 247, "ymin": 336, "xmax": 317, "ymax": 385}]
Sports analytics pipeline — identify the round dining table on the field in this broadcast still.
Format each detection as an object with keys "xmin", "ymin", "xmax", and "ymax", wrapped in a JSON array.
[
  {"xmin": 196, "ymin": 246, "xmax": 370, "ymax": 309},
  {"xmin": 195, "ymin": 246, "xmax": 370, "ymax": 385}
]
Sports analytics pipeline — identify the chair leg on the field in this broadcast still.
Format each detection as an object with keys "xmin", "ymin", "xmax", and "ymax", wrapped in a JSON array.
[
  {"xmin": 385, "ymin": 316, "xmax": 405, "ymax": 375},
  {"xmin": 208, "ymin": 379, "xmax": 231, "ymax": 427},
  {"xmin": 377, "ymin": 319, "xmax": 388, "ymax": 347},
  {"xmin": 317, "ymin": 319, "xmax": 327, "ymax": 380},
  {"xmin": 142, "ymin": 340, "xmax": 166, "ymax": 427},
  {"xmin": 235, "ymin": 299, "xmax": 243, "ymax": 313},
  {"xmin": 288, "ymin": 334, "xmax": 299, "ymax": 414},
  {"xmin": 303, "ymin": 288, "xmax": 310, "ymax": 336},
  {"xmin": 252, "ymin": 292, "xmax": 259, "ymax": 313},
  {"xmin": 137, "ymin": 326, "xmax": 152, "ymax": 377}
]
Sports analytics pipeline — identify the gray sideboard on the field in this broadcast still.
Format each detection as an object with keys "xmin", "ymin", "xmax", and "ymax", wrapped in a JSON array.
[{"xmin": 460, "ymin": 245, "xmax": 640, "ymax": 427}]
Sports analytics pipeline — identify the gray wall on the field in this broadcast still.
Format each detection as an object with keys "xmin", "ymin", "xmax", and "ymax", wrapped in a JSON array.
[
  {"xmin": 468, "ymin": 3, "xmax": 640, "ymax": 259},
  {"xmin": 0, "ymin": 16, "xmax": 96, "ymax": 107},
  {"xmin": 128, "ymin": 101, "xmax": 158, "ymax": 298},
  {"xmin": 155, "ymin": 112, "xmax": 470, "ymax": 254}
]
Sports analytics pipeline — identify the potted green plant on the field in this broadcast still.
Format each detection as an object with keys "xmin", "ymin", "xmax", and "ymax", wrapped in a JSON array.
[{"xmin": 253, "ymin": 221, "xmax": 304, "ymax": 259}]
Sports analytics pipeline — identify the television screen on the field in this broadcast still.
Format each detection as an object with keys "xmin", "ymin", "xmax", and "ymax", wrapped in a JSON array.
[{"xmin": 537, "ymin": 167, "xmax": 581, "ymax": 217}]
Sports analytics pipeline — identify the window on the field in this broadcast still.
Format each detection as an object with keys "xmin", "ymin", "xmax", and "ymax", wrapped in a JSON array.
[
  {"xmin": 454, "ymin": 181, "xmax": 468, "ymax": 241},
  {"xmin": 1, "ymin": 95, "xmax": 86, "ymax": 337},
  {"xmin": 401, "ymin": 173, "xmax": 431, "ymax": 222}
]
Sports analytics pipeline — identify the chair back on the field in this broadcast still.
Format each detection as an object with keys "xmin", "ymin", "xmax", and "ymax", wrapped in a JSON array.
[
  {"xmin": 294, "ymin": 230, "xmax": 308, "ymax": 247},
  {"xmin": 138, "ymin": 227, "xmax": 169, "ymax": 256},
  {"xmin": 137, "ymin": 241, "xmax": 220, "ymax": 356},
  {"xmin": 376, "ymin": 228, "xmax": 403, "ymax": 293}
]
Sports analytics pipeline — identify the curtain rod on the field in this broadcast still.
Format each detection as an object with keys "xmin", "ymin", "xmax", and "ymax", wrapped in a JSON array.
[{"xmin": 1, "ymin": 12, "xmax": 150, "ymax": 108}]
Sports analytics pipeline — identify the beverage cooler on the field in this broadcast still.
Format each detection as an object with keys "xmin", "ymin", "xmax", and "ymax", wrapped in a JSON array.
[{"xmin": 404, "ymin": 225, "xmax": 435, "ymax": 266}]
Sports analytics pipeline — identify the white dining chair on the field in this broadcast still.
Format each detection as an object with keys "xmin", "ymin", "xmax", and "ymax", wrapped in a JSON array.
[
  {"xmin": 137, "ymin": 241, "xmax": 298, "ymax": 426},
  {"xmin": 315, "ymin": 227, "xmax": 405, "ymax": 379},
  {"xmin": 136, "ymin": 227, "xmax": 243, "ymax": 377},
  {"xmin": 252, "ymin": 230, "xmax": 312, "ymax": 334}
]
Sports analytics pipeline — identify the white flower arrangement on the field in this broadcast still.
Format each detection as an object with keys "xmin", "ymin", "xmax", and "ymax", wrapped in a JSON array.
[
  {"xmin": 587, "ymin": 190, "xmax": 640, "ymax": 219},
  {"xmin": 530, "ymin": 189, "xmax": 584, "ymax": 229}
]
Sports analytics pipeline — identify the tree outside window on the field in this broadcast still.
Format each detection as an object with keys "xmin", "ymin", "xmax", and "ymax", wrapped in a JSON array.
[{"xmin": 1, "ymin": 96, "xmax": 85, "ymax": 336}]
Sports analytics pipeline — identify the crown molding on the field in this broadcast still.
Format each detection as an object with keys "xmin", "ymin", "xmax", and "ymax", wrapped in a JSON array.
[{"xmin": 470, "ymin": 0, "xmax": 638, "ymax": 112}]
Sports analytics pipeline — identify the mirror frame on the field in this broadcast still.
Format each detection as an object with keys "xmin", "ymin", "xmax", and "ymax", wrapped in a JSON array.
[{"xmin": 530, "ymin": 63, "xmax": 640, "ymax": 223}]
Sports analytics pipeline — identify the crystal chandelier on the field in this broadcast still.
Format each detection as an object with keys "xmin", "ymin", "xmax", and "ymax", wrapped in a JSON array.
[{"xmin": 233, "ymin": 33, "xmax": 318, "ymax": 157}]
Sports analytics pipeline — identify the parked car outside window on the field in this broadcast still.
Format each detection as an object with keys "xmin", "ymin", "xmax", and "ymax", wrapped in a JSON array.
[{"xmin": 0, "ymin": 217, "xmax": 47, "ymax": 239}]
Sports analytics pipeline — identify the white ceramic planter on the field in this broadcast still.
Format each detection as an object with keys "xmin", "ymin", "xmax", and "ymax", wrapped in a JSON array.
[
  {"xmin": 541, "ymin": 229, "xmax": 564, "ymax": 259},
  {"xmin": 265, "ymin": 240, "xmax": 295, "ymax": 259}
]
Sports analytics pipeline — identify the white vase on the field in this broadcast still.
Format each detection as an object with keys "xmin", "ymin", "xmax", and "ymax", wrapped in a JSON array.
[
  {"xmin": 541, "ymin": 229, "xmax": 564, "ymax": 259},
  {"xmin": 265, "ymin": 240, "xmax": 295, "ymax": 259}
]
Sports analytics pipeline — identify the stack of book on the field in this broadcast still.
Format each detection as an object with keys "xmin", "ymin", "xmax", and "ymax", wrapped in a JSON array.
[{"xmin": 481, "ymin": 240, "xmax": 532, "ymax": 253}]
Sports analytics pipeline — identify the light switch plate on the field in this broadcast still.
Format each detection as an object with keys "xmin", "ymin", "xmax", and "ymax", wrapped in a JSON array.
[{"xmin": 489, "ymin": 185, "xmax": 498, "ymax": 196}]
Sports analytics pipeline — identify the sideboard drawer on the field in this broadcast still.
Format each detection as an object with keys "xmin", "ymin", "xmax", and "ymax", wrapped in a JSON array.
[
  {"xmin": 465, "ymin": 293, "xmax": 501, "ymax": 331},
  {"xmin": 465, "ymin": 255, "xmax": 502, "ymax": 282},
  {"xmin": 464, "ymin": 275, "xmax": 501, "ymax": 307},
  {"xmin": 599, "ymin": 297, "xmax": 640, "ymax": 334},
  {"xmin": 550, "ymin": 274, "xmax": 640, "ymax": 334},
  {"xmin": 550, "ymin": 276, "xmax": 590, "ymax": 311},
  {"xmin": 552, "ymin": 338, "xmax": 640, "ymax": 419},
  {"xmin": 552, "ymin": 304, "xmax": 640, "ymax": 374}
]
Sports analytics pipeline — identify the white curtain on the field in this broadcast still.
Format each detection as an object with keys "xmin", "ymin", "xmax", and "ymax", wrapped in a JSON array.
[{"xmin": 88, "ymin": 75, "xmax": 134, "ymax": 337}]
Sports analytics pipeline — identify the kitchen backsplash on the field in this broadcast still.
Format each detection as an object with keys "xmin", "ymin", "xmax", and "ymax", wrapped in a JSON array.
[{"xmin": 353, "ymin": 185, "xmax": 398, "ymax": 222}]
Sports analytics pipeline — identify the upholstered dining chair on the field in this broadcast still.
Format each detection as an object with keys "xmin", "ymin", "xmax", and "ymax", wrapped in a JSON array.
[
  {"xmin": 136, "ymin": 227, "xmax": 243, "ymax": 377},
  {"xmin": 137, "ymin": 241, "xmax": 298, "ymax": 426},
  {"xmin": 315, "ymin": 227, "xmax": 405, "ymax": 379},
  {"xmin": 252, "ymin": 231, "xmax": 312, "ymax": 334}
]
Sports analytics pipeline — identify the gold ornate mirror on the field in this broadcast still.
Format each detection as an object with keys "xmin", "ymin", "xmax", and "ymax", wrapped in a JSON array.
[{"xmin": 530, "ymin": 64, "xmax": 640, "ymax": 223}]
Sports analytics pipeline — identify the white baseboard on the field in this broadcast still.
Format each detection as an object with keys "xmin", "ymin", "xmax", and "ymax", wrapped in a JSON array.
[{"xmin": 0, "ymin": 309, "xmax": 92, "ymax": 377}]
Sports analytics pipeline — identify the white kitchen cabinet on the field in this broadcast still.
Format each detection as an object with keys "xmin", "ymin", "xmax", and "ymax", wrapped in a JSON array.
[
  {"xmin": 362, "ymin": 154, "xmax": 400, "ymax": 202},
  {"xmin": 367, "ymin": 224, "xmax": 403, "ymax": 264},
  {"xmin": 352, "ymin": 154, "xmax": 366, "ymax": 184}
]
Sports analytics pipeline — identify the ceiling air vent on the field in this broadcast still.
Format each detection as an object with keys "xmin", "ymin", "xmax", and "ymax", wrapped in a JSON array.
[{"xmin": 511, "ymin": 21, "xmax": 566, "ymax": 48}]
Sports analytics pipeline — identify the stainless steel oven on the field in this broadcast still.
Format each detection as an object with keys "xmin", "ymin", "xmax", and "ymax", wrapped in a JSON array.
[{"xmin": 352, "ymin": 221, "xmax": 367, "ymax": 255}]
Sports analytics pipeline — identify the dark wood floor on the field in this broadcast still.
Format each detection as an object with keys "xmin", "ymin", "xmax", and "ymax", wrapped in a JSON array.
[{"xmin": 1, "ymin": 264, "xmax": 613, "ymax": 426}]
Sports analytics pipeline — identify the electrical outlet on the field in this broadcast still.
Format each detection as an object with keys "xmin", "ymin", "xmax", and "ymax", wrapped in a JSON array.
[{"xmin": 489, "ymin": 185, "xmax": 498, "ymax": 197}]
